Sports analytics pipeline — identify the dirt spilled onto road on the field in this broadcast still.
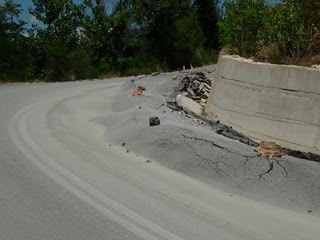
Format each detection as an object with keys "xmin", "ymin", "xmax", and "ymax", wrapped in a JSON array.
[{"xmin": 88, "ymin": 68, "xmax": 320, "ymax": 213}]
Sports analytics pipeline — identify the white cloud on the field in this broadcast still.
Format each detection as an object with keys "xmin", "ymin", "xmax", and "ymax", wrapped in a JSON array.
[
  {"xmin": 21, "ymin": 32, "xmax": 30, "ymax": 37},
  {"xmin": 28, "ymin": 15, "xmax": 40, "ymax": 25}
]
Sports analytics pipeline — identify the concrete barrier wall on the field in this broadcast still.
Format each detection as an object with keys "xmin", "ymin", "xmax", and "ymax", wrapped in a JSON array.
[{"xmin": 205, "ymin": 55, "xmax": 320, "ymax": 154}]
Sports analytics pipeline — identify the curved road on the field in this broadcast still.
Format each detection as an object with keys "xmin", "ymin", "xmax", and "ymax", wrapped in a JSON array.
[{"xmin": 1, "ymin": 79, "xmax": 319, "ymax": 240}]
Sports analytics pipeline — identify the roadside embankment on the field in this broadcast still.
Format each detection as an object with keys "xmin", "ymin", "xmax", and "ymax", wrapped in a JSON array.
[{"xmin": 205, "ymin": 55, "xmax": 320, "ymax": 155}]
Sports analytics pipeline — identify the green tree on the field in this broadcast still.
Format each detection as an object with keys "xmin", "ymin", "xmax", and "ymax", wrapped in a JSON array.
[
  {"xmin": 194, "ymin": 0, "xmax": 220, "ymax": 50},
  {"xmin": 0, "ymin": 0, "xmax": 34, "ymax": 80},
  {"xmin": 30, "ymin": 0, "xmax": 84, "ymax": 46},
  {"xmin": 30, "ymin": 0, "xmax": 93, "ymax": 81},
  {"xmin": 129, "ymin": 0, "xmax": 204, "ymax": 69},
  {"xmin": 80, "ymin": 0, "xmax": 129, "ymax": 73},
  {"xmin": 262, "ymin": 0, "xmax": 307, "ymax": 59},
  {"xmin": 258, "ymin": 0, "xmax": 319, "ymax": 62},
  {"xmin": 219, "ymin": 0, "xmax": 267, "ymax": 57},
  {"xmin": 294, "ymin": 0, "xmax": 320, "ymax": 58},
  {"xmin": 218, "ymin": 0, "xmax": 320, "ymax": 64}
]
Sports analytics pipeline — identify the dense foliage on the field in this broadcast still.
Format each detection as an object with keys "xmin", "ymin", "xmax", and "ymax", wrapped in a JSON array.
[
  {"xmin": 0, "ymin": 0, "xmax": 34, "ymax": 79},
  {"xmin": 1, "ymin": 0, "xmax": 320, "ymax": 82},
  {"xmin": 0, "ymin": 0, "xmax": 220, "ymax": 81},
  {"xmin": 219, "ymin": 0, "xmax": 320, "ymax": 65}
]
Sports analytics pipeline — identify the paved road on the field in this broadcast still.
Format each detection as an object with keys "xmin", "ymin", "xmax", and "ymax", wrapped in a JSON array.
[{"xmin": 1, "ymin": 78, "xmax": 319, "ymax": 240}]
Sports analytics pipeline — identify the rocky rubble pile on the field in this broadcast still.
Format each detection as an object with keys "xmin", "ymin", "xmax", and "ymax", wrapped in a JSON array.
[{"xmin": 176, "ymin": 71, "xmax": 212, "ymax": 107}]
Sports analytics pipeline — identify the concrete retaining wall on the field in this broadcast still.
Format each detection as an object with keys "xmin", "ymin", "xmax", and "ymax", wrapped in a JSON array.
[{"xmin": 205, "ymin": 55, "xmax": 320, "ymax": 154}]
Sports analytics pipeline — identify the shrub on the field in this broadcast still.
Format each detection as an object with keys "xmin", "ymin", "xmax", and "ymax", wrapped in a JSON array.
[
  {"xmin": 219, "ymin": 0, "xmax": 320, "ymax": 66},
  {"xmin": 259, "ymin": 0, "xmax": 309, "ymax": 62},
  {"xmin": 119, "ymin": 52, "xmax": 168, "ymax": 76},
  {"xmin": 44, "ymin": 43, "xmax": 94, "ymax": 81},
  {"xmin": 219, "ymin": 0, "xmax": 267, "ymax": 57}
]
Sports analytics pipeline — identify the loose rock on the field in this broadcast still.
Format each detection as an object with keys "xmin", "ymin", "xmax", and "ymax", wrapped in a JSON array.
[
  {"xmin": 138, "ymin": 86, "xmax": 146, "ymax": 91},
  {"xmin": 149, "ymin": 116, "xmax": 160, "ymax": 126},
  {"xmin": 132, "ymin": 89, "xmax": 142, "ymax": 96},
  {"xmin": 190, "ymin": 80, "xmax": 200, "ymax": 90},
  {"xmin": 257, "ymin": 141, "xmax": 283, "ymax": 158},
  {"xmin": 137, "ymin": 75, "xmax": 146, "ymax": 79}
]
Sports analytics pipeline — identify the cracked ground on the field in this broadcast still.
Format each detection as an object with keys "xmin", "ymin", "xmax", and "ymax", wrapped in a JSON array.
[
  {"xmin": 179, "ymin": 134, "xmax": 288, "ymax": 181},
  {"xmin": 98, "ymin": 71, "xmax": 320, "ymax": 214}
]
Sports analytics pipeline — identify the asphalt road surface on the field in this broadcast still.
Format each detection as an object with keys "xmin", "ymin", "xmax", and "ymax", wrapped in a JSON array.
[{"xmin": 1, "ymin": 72, "xmax": 320, "ymax": 240}]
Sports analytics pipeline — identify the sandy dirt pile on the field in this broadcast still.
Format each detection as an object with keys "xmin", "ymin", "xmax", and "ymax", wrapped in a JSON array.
[{"xmin": 88, "ymin": 68, "xmax": 320, "ymax": 214}]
